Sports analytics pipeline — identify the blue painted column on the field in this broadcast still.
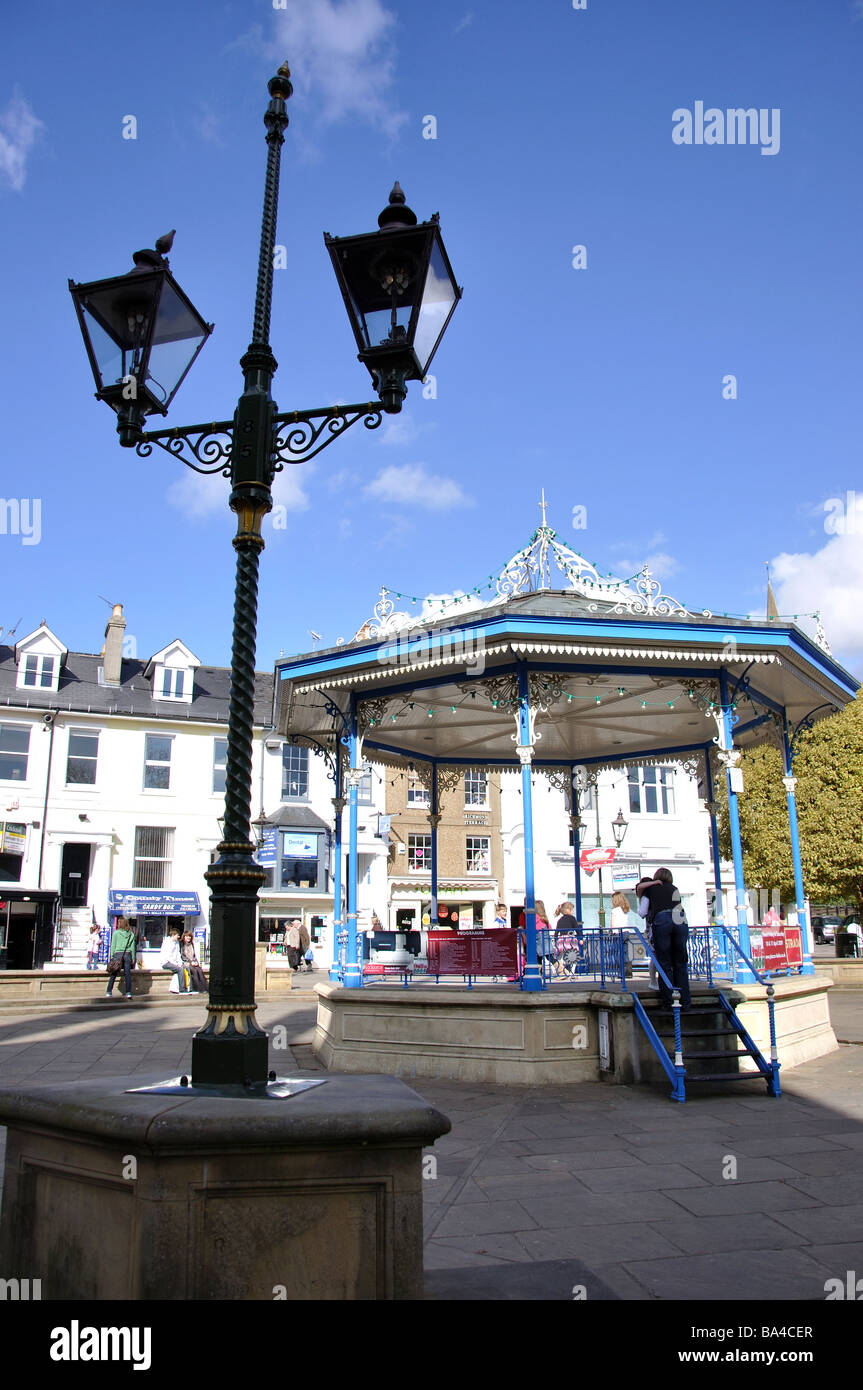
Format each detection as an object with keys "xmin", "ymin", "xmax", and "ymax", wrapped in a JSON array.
[
  {"xmin": 782, "ymin": 718, "xmax": 815, "ymax": 976},
  {"xmin": 517, "ymin": 662, "xmax": 542, "ymax": 991},
  {"xmin": 429, "ymin": 763, "xmax": 440, "ymax": 927},
  {"xmin": 329, "ymin": 747, "xmax": 346, "ymax": 983},
  {"xmin": 703, "ymin": 748, "xmax": 726, "ymax": 930},
  {"xmin": 570, "ymin": 764, "xmax": 584, "ymax": 927},
  {"xmin": 343, "ymin": 695, "xmax": 362, "ymax": 988},
  {"xmin": 719, "ymin": 672, "xmax": 755, "ymax": 982}
]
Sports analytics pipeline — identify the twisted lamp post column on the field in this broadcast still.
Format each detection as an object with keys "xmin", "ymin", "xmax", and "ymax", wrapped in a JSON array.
[{"xmin": 192, "ymin": 65, "xmax": 291, "ymax": 1087}]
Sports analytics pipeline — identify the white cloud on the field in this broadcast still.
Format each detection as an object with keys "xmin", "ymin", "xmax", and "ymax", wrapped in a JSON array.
[
  {"xmin": 772, "ymin": 529, "xmax": 863, "ymax": 671},
  {"xmin": 270, "ymin": 0, "xmax": 407, "ymax": 138},
  {"xmin": 0, "ymin": 92, "xmax": 44, "ymax": 192},
  {"xmin": 166, "ymin": 461, "xmax": 310, "ymax": 520},
  {"xmin": 453, "ymin": 12, "xmax": 474, "ymax": 34},
  {"xmin": 644, "ymin": 551, "xmax": 679, "ymax": 580},
  {"xmin": 364, "ymin": 463, "xmax": 471, "ymax": 510}
]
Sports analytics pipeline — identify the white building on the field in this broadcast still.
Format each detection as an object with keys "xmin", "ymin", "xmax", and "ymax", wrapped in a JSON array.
[{"xmin": 0, "ymin": 607, "xmax": 387, "ymax": 973}]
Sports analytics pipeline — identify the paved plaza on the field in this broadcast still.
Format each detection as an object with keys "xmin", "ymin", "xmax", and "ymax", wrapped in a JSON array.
[{"xmin": 1, "ymin": 989, "xmax": 862, "ymax": 1302}]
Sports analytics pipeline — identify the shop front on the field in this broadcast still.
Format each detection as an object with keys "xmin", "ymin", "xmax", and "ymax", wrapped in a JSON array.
[
  {"xmin": 0, "ymin": 890, "xmax": 59, "ymax": 970},
  {"xmin": 106, "ymin": 889, "xmax": 203, "ymax": 967}
]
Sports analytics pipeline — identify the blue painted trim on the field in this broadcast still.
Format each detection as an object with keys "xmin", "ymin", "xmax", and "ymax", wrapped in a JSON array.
[
  {"xmin": 781, "ymin": 718, "xmax": 815, "ymax": 977},
  {"xmin": 703, "ymin": 749, "xmax": 726, "ymax": 933},
  {"xmin": 720, "ymin": 671, "xmax": 755, "ymax": 982},
  {"xmin": 632, "ymin": 996, "xmax": 686, "ymax": 1101},
  {"xmin": 275, "ymin": 612, "xmax": 859, "ymax": 695},
  {"xmin": 343, "ymin": 695, "xmax": 362, "ymax": 988},
  {"xmin": 517, "ymin": 661, "xmax": 542, "ymax": 992},
  {"xmin": 328, "ymin": 751, "xmax": 344, "ymax": 983},
  {"xmin": 430, "ymin": 763, "xmax": 439, "ymax": 928}
]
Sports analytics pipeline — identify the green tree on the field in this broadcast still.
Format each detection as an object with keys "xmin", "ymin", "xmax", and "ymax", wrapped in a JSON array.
[{"xmin": 716, "ymin": 692, "xmax": 863, "ymax": 912}]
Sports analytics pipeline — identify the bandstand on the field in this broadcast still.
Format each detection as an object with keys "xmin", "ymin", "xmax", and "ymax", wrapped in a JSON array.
[{"xmin": 274, "ymin": 521, "xmax": 858, "ymax": 1094}]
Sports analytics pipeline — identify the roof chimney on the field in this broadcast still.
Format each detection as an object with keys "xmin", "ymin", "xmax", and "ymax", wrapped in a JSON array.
[{"xmin": 103, "ymin": 603, "xmax": 126, "ymax": 686}]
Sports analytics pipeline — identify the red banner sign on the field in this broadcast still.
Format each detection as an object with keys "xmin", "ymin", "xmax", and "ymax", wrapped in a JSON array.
[
  {"xmin": 750, "ymin": 926, "xmax": 803, "ymax": 972},
  {"xmin": 579, "ymin": 847, "xmax": 617, "ymax": 874},
  {"xmin": 427, "ymin": 929, "xmax": 518, "ymax": 977},
  {"xmin": 784, "ymin": 927, "xmax": 804, "ymax": 966}
]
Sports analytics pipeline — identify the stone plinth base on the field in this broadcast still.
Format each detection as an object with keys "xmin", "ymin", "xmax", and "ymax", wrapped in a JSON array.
[
  {"xmin": 313, "ymin": 978, "xmax": 837, "ymax": 1087},
  {"xmin": 314, "ymin": 983, "xmax": 604, "ymax": 1085},
  {"xmin": 0, "ymin": 1073, "xmax": 449, "ymax": 1300}
]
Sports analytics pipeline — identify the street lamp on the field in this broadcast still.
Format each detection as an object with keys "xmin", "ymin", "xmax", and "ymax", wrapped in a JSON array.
[
  {"xmin": 611, "ymin": 809, "xmax": 629, "ymax": 850},
  {"xmin": 68, "ymin": 62, "xmax": 460, "ymax": 1093}
]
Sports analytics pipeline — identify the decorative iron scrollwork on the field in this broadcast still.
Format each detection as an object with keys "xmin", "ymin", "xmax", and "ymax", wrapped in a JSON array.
[{"xmin": 136, "ymin": 420, "xmax": 234, "ymax": 475}]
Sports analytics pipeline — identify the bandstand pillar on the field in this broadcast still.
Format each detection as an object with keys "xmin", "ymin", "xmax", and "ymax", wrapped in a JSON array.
[
  {"xmin": 429, "ymin": 763, "xmax": 440, "ymax": 927},
  {"xmin": 703, "ymin": 748, "xmax": 727, "ymax": 932},
  {"xmin": 517, "ymin": 663, "xmax": 541, "ymax": 991},
  {"xmin": 329, "ymin": 747, "xmax": 346, "ymax": 983},
  {"xmin": 781, "ymin": 719, "xmax": 815, "ymax": 976},
  {"xmin": 344, "ymin": 696, "xmax": 363, "ymax": 988},
  {"xmin": 570, "ymin": 765, "xmax": 584, "ymax": 928},
  {"xmin": 719, "ymin": 672, "xmax": 756, "ymax": 983}
]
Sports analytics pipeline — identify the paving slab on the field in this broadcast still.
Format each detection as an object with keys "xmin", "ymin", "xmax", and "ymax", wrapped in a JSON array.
[
  {"xmin": 518, "ymin": 1190, "xmax": 688, "ymax": 1227},
  {"xmin": 430, "ymin": 1232, "xmax": 535, "ymax": 1263},
  {"xmin": 424, "ymin": 1256, "xmax": 621, "ymax": 1301},
  {"xmin": 643, "ymin": 1212, "xmax": 810, "ymax": 1255},
  {"xmin": 575, "ymin": 1162, "xmax": 710, "ymax": 1193},
  {"xmin": 666, "ymin": 1179, "xmax": 824, "ymax": 1217},
  {"xmin": 514, "ymin": 1221, "xmax": 685, "ymax": 1264},
  {"xmin": 522, "ymin": 1149, "xmax": 647, "ymax": 1172},
  {"xmin": 430, "ymin": 1199, "xmax": 537, "ymax": 1238},
  {"xmin": 621, "ymin": 1246, "xmax": 834, "ymax": 1301},
  {"xmin": 771, "ymin": 1203, "xmax": 863, "ymax": 1244}
]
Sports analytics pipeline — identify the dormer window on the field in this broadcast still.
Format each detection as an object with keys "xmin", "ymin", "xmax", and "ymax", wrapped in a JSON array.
[
  {"xmin": 14, "ymin": 624, "xmax": 66, "ymax": 693},
  {"xmin": 158, "ymin": 667, "xmax": 187, "ymax": 701},
  {"xmin": 144, "ymin": 639, "xmax": 200, "ymax": 706},
  {"xmin": 21, "ymin": 654, "xmax": 56, "ymax": 689}
]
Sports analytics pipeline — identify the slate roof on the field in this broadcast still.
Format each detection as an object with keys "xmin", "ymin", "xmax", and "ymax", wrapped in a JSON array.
[{"xmin": 0, "ymin": 646, "xmax": 275, "ymax": 728}]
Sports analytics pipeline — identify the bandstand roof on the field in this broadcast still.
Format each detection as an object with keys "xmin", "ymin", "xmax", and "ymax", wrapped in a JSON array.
[{"xmin": 275, "ymin": 526, "xmax": 859, "ymax": 774}]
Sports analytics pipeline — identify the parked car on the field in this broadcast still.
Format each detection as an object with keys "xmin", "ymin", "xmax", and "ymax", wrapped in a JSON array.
[{"xmin": 812, "ymin": 916, "xmax": 839, "ymax": 945}]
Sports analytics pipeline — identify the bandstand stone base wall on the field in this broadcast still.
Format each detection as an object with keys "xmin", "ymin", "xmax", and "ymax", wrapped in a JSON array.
[{"xmin": 313, "ymin": 978, "xmax": 837, "ymax": 1088}]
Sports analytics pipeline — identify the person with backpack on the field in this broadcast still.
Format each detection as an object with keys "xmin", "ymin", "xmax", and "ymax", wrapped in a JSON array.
[{"xmin": 104, "ymin": 915, "xmax": 136, "ymax": 999}]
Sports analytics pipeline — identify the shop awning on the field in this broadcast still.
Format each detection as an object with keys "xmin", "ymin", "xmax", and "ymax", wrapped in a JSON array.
[{"xmin": 108, "ymin": 890, "xmax": 201, "ymax": 916}]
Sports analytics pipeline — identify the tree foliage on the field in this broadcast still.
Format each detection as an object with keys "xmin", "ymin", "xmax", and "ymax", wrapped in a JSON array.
[{"xmin": 716, "ymin": 692, "xmax": 863, "ymax": 910}]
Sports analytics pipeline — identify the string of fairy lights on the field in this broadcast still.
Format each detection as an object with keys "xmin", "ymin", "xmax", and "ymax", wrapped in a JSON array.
[
  {"xmin": 375, "ymin": 529, "xmax": 823, "ymax": 625},
  {"xmin": 364, "ymin": 683, "xmax": 737, "ymax": 726}
]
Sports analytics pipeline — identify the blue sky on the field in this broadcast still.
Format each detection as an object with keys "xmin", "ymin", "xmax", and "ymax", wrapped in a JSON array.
[{"xmin": 2, "ymin": 0, "xmax": 862, "ymax": 674}]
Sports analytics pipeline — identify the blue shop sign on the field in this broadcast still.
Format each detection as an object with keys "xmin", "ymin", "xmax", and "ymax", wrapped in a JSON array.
[{"xmin": 108, "ymin": 890, "xmax": 202, "ymax": 917}]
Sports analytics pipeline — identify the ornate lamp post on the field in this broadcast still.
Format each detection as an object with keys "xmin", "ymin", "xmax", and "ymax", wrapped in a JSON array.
[{"xmin": 69, "ymin": 63, "xmax": 461, "ymax": 1092}]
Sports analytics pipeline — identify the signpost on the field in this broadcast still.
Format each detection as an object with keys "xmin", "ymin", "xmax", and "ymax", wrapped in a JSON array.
[{"xmin": 427, "ymin": 929, "xmax": 518, "ymax": 978}]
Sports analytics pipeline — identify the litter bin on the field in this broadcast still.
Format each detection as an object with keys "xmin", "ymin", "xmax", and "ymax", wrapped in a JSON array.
[{"xmin": 835, "ymin": 932, "xmax": 858, "ymax": 959}]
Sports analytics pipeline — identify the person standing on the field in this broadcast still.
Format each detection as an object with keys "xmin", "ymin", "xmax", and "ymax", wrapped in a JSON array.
[
  {"xmin": 635, "ymin": 878, "xmax": 659, "ymax": 990},
  {"xmin": 104, "ymin": 915, "xmax": 136, "ymax": 999},
  {"xmin": 286, "ymin": 919, "xmax": 301, "ymax": 970},
  {"xmin": 640, "ymin": 868, "xmax": 690, "ymax": 1009},
  {"xmin": 159, "ymin": 928, "xmax": 189, "ymax": 994},
  {"xmin": 86, "ymin": 921, "xmax": 102, "ymax": 970},
  {"xmin": 298, "ymin": 919, "xmax": 311, "ymax": 971}
]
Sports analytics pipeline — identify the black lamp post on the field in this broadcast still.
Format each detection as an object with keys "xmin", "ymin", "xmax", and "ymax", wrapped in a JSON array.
[{"xmin": 68, "ymin": 63, "xmax": 460, "ymax": 1093}]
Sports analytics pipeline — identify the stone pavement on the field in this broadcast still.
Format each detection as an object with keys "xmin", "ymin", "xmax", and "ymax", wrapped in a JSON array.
[{"xmin": 1, "ymin": 993, "xmax": 863, "ymax": 1302}]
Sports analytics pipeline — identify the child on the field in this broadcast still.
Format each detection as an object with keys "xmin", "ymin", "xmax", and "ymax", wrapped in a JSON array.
[{"xmin": 86, "ymin": 922, "xmax": 102, "ymax": 970}]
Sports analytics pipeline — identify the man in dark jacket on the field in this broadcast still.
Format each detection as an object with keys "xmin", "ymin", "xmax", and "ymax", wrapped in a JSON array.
[{"xmin": 639, "ymin": 868, "xmax": 691, "ymax": 1008}]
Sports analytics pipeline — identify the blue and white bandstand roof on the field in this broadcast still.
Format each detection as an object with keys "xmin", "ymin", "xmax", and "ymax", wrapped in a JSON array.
[{"xmin": 275, "ymin": 522, "xmax": 858, "ymax": 775}]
